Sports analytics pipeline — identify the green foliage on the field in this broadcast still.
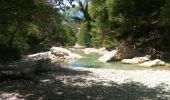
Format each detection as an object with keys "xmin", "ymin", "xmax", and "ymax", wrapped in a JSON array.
[
  {"xmin": 78, "ymin": 22, "xmax": 91, "ymax": 46},
  {"xmin": 61, "ymin": 24, "xmax": 76, "ymax": 46},
  {"xmin": 0, "ymin": 0, "xmax": 76, "ymax": 61},
  {"xmin": 91, "ymin": 32, "xmax": 102, "ymax": 48},
  {"xmin": 88, "ymin": 0, "xmax": 170, "ymax": 51}
]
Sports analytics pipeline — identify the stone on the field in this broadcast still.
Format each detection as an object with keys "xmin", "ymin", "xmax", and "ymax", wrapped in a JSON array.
[
  {"xmin": 165, "ymin": 63, "xmax": 170, "ymax": 67},
  {"xmin": 84, "ymin": 48, "xmax": 109, "ymax": 55},
  {"xmin": 73, "ymin": 43, "xmax": 86, "ymax": 49},
  {"xmin": 27, "ymin": 51, "xmax": 56, "ymax": 61},
  {"xmin": 121, "ymin": 55, "xmax": 150, "ymax": 64},
  {"xmin": 98, "ymin": 50, "xmax": 118, "ymax": 62},
  {"xmin": 114, "ymin": 47, "xmax": 139, "ymax": 60},
  {"xmin": 98, "ymin": 48, "xmax": 109, "ymax": 55},
  {"xmin": 139, "ymin": 59, "xmax": 166, "ymax": 67},
  {"xmin": 84, "ymin": 48, "xmax": 98, "ymax": 55},
  {"xmin": 99, "ymin": 47, "xmax": 139, "ymax": 62},
  {"xmin": 50, "ymin": 47, "xmax": 71, "ymax": 56},
  {"xmin": 27, "ymin": 47, "xmax": 82, "ymax": 62}
]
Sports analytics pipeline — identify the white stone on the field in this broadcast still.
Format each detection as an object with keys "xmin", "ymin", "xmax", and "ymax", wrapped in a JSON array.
[
  {"xmin": 98, "ymin": 48, "xmax": 109, "ymax": 55},
  {"xmin": 121, "ymin": 55, "xmax": 150, "ymax": 64},
  {"xmin": 50, "ymin": 47, "xmax": 71, "ymax": 56},
  {"xmin": 27, "ymin": 51, "xmax": 55, "ymax": 61},
  {"xmin": 73, "ymin": 43, "xmax": 86, "ymax": 49},
  {"xmin": 27, "ymin": 47, "xmax": 82, "ymax": 62},
  {"xmin": 84, "ymin": 48, "xmax": 98, "ymax": 55},
  {"xmin": 139, "ymin": 59, "xmax": 166, "ymax": 67},
  {"xmin": 98, "ymin": 50, "xmax": 118, "ymax": 62},
  {"xmin": 84, "ymin": 48, "xmax": 109, "ymax": 55}
]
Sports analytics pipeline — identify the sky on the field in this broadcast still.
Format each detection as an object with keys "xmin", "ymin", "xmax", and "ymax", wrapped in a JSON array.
[{"xmin": 63, "ymin": 0, "xmax": 84, "ymax": 18}]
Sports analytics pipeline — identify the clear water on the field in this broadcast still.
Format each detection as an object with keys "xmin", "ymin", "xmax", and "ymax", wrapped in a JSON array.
[{"xmin": 68, "ymin": 53, "xmax": 170, "ymax": 70}]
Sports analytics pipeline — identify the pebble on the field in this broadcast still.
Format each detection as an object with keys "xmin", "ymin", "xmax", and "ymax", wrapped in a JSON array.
[{"xmin": 74, "ymin": 68, "xmax": 170, "ymax": 90}]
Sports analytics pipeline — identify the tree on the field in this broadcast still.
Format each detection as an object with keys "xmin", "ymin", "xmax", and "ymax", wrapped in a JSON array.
[
  {"xmin": 88, "ymin": 0, "xmax": 166, "ymax": 49},
  {"xmin": 0, "ymin": 0, "xmax": 76, "ymax": 62}
]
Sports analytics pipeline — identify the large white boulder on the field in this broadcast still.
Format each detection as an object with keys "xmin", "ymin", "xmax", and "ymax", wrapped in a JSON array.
[
  {"xmin": 27, "ymin": 51, "xmax": 55, "ymax": 61},
  {"xmin": 139, "ymin": 59, "xmax": 166, "ymax": 67},
  {"xmin": 50, "ymin": 47, "xmax": 82, "ymax": 60},
  {"xmin": 73, "ymin": 43, "xmax": 86, "ymax": 49},
  {"xmin": 27, "ymin": 47, "xmax": 82, "ymax": 62},
  {"xmin": 84, "ymin": 48, "xmax": 109, "ymax": 55},
  {"xmin": 84, "ymin": 48, "xmax": 98, "ymax": 55},
  {"xmin": 50, "ymin": 47, "xmax": 71, "ymax": 56},
  {"xmin": 121, "ymin": 55, "xmax": 150, "ymax": 64},
  {"xmin": 98, "ymin": 50, "xmax": 118, "ymax": 62},
  {"xmin": 114, "ymin": 47, "xmax": 139, "ymax": 60},
  {"xmin": 98, "ymin": 48, "xmax": 109, "ymax": 55}
]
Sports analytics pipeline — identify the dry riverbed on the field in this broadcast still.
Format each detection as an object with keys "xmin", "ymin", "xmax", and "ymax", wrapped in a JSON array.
[{"xmin": 1, "ymin": 66, "xmax": 170, "ymax": 100}]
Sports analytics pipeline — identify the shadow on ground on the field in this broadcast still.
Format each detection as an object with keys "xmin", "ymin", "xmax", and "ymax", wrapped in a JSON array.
[{"xmin": 0, "ymin": 66, "xmax": 170, "ymax": 100}]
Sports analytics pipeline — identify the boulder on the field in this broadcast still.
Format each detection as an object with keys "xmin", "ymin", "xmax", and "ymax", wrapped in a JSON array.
[
  {"xmin": 27, "ymin": 47, "xmax": 82, "ymax": 62},
  {"xmin": 73, "ymin": 43, "xmax": 86, "ymax": 49},
  {"xmin": 121, "ymin": 55, "xmax": 150, "ymax": 64},
  {"xmin": 114, "ymin": 47, "xmax": 139, "ymax": 60},
  {"xmin": 165, "ymin": 63, "xmax": 170, "ymax": 67},
  {"xmin": 84, "ymin": 48, "xmax": 98, "ymax": 55},
  {"xmin": 98, "ymin": 48, "xmax": 109, "ymax": 55},
  {"xmin": 50, "ymin": 47, "xmax": 71, "ymax": 56},
  {"xmin": 27, "ymin": 51, "xmax": 57, "ymax": 62},
  {"xmin": 98, "ymin": 50, "xmax": 118, "ymax": 62},
  {"xmin": 139, "ymin": 59, "xmax": 166, "ymax": 67},
  {"xmin": 84, "ymin": 48, "xmax": 109, "ymax": 55},
  {"xmin": 99, "ymin": 47, "xmax": 139, "ymax": 62}
]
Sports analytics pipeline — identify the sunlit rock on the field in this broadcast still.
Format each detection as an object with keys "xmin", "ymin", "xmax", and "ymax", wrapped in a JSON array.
[
  {"xmin": 114, "ymin": 47, "xmax": 139, "ymax": 60},
  {"xmin": 98, "ymin": 50, "xmax": 118, "ymax": 62},
  {"xmin": 27, "ymin": 51, "xmax": 56, "ymax": 61},
  {"xmin": 121, "ymin": 55, "xmax": 150, "ymax": 64},
  {"xmin": 139, "ymin": 59, "xmax": 166, "ymax": 67},
  {"xmin": 99, "ymin": 46, "xmax": 140, "ymax": 62},
  {"xmin": 73, "ymin": 43, "xmax": 86, "ymax": 49},
  {"xmin": 27, "ymin": 47, "xmax": 82, "ymax": 62},
  {"xmin": 84, "ymin": 48, "xmax": 109, "ymax": 55},
  {"xmin": 50, "ymin": 47, "xmax": 71, "ymax": 56}
]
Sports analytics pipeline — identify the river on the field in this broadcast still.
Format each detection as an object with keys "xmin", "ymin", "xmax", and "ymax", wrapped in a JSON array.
[{"xmin": 68, "ymin": 52, "xmax": 170, "ymax": 71}]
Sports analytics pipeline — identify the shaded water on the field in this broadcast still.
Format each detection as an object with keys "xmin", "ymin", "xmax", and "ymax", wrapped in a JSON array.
[{"xmin": 69, "ymin": 52, "xmax": 170, "ymax": 70}]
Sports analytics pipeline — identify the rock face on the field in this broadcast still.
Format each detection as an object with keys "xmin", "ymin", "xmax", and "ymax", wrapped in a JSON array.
[
  {"xmin": 50, "ymin": 47, "xmax": 71, "ymax": 56},
  {"xmin": 121, "ymin": 55, "xmax": 150, "ymax": 64},
  {"xmin": 139, "ymin": 59, "xmax": 166, "ymax": 67},
  {"xmin": 98, "ymin": 50, "xmax": 118, "ymax": 62},
  {"xmin": 27, "ymin": 52, "xmax": 56, "ymax": 61},
  {"xmin": 84, "ymin": 48, "xmax": 109, "ymax": 55},
  {"xmin": 114, "ymin": 47, "xmax": 139, "ymax": 60},
  {"xmin": 27, "ymin": 47, "xmax": 81, "ymax": 62},
  {"xmin": 99, "ymin": 47, "xmax": 139, "ymax": 62}
]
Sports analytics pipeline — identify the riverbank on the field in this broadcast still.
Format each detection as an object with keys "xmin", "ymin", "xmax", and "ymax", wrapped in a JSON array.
[{"xmin": 1, "ymin": 66, "xmax": 170, "ymax": 100}]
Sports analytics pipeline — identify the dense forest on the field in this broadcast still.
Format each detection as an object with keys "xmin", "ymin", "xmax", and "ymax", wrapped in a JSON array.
[
  {"xmin": 0, "ymin": 0, "xmax": 170, "ymax": 62},
  {"xmin": 77, "ymin": 0, "xmax": 170, "ymax": 52}
]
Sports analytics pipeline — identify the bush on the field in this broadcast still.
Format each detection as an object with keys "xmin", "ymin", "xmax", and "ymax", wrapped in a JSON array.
[{"xmin": 0, "ymin": 44, "xmax": 21, "ymax": 63}]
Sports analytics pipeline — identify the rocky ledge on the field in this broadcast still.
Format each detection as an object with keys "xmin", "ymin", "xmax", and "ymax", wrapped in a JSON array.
[
  {"xmin": 27, "ymin": 47, "xmax": 82, "ymax": 62},
  {"xmin": 94, "ymin": 47, "xmax": 170, "ymax": 67}
]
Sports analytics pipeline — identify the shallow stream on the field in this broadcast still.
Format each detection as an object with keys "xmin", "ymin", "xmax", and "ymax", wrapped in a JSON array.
[{"xmin": 68, "ymin": 51, "xmax": 170, "ymax": 70}]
